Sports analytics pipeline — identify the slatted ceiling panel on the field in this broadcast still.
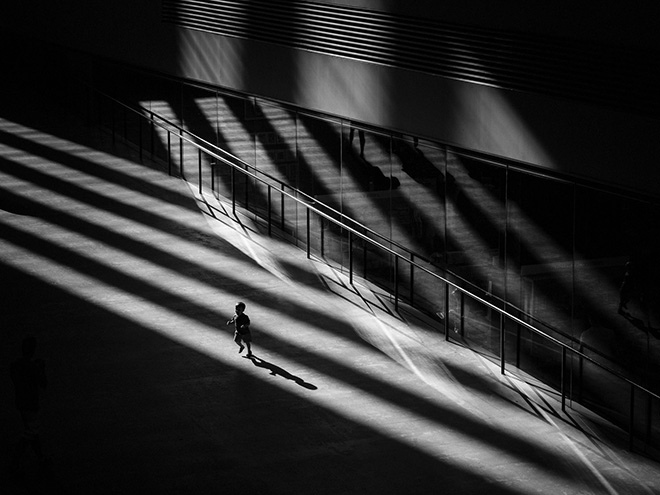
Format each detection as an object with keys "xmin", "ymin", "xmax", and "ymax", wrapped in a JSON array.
[{"xmin": 162, "ymin": 0, "xmax": 660, "ymax": 116}]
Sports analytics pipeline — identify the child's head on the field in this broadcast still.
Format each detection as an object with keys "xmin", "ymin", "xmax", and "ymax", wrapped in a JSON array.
[{"xmin": 235, "ymin": 302, "xmax": 246, "ymax": 314}]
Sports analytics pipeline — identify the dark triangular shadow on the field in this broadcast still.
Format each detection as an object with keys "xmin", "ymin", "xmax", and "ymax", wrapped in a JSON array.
[
  {"xmin": 247, "ymin": 355, "xmax": 318, "ymax": 390},
  {"xmin": 619, "ymin": 310, "xmax": 660, "ymax": 339}
]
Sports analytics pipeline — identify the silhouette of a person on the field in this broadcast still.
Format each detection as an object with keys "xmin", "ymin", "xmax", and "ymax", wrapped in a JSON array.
[
  {"xmin": 619, "ymin": 261, "xmax": 636, "ymax": 315},
  {"xmin": 349, "ymin": 126, "xmax": 366, "ymax": 158},
  {"xmin": 10, "ymin": 336, "xmax": 48, "ymax": 472},
  {"xmin": 227, "ymin": 302, "xmax": 253, "ymax": 358}
]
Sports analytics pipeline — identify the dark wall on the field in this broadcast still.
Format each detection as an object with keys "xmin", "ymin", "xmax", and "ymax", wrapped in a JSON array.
[{"xmin": 2, "ymin": 0, "xmax": 659, "ymax": 197}]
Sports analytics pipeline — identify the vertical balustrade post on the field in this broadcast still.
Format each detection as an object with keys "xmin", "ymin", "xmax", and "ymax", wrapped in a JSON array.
[
  {"xmin": 394, "ymin": 255, "xmax": 399, "ymax": 312},
  {"xmin": 500, "ymin": 312, "xmax": 506, "ymax": 375},
  {"xmin": 320, "ymin": 217, "xmax": 325, "ymax": 257},
  {"xmin": 444, "ymin": 282, "xmax": 450, "ymax": 341},
  {"xmin": 349, "ymin": 231, "xmax": 353, "ymax": 285},
  {"xmin": 460, "ymin": 291, "xmax": 465, "ymax": 336},
  {"xmin": 198, "ymin": 149, "xmax": 203, "ymax": 195},
  {"xmin": 267, "ymin": 186, "xmax": 272, "ymax": 236},
  {"xmin": 561, "ymin": 347, "xmax": 567, "ymax": 411},
  {"xmin": 167, "ymin": 132, "xmax": 172, "ymax": 176},
  {"xmin": 150, "ymin": 113, "xmax": 154, "ymax": 157},
  {"xmin": 409, "ymin": 253, "xmax": 415, "ymax": 305},
  {"xmin": 630, "ymin": 385, "xmax": 635, "ymax": 451},
  {"xmin": 231, "ymin": 166, "xmax": 236, "ymax": 215},
  {"xmin": 280, "ymin": 184, "xmax": 285, "ymax": 230},
  {"xmin": 306, "ymin": 208, "xmax": 311, "ymax": 259},
  {"xmin": 245, "ymin": 167, "xmax": 249, "ymax": 211},
  {"xmin": 211, "ymin": 161, "xmax": 216, "ymax": 193}
]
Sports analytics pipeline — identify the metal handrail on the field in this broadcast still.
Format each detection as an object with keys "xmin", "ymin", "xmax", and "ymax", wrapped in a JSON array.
[
  {"xmin": 101, "ymin": 90, "xmax": 640, "ymax": 366},
  {"xmin": 97, "ymin": 88, "xmax": 579, "ymax": 344},
  {"xmin": 95, "ymin": 90, "xmax": 660, "ymax": 435}
]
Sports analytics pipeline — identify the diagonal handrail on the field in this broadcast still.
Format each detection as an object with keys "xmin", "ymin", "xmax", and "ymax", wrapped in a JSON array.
[
  {"xmin": 92, "ymin": 88, "xmax": 660, "ymax": 452},
  {"xmin": 98, "ymin": 88, "xmax": 575, "ymax": 341}
]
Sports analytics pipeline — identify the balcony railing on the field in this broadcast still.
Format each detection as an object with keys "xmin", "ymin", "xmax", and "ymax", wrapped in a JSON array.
[{"xmin": 89, "ymin": 86, "xmax": 660, "ymax": 457}]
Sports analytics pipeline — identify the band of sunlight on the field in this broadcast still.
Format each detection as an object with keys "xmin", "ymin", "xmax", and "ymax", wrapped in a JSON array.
[
  {"xmin": 1, "ymin": 113, "xmax": 644, "ymax": 492},
  {"xmin": 0, "ymin": 167, "xmax": 513, "ymax": 422},
  {"xmin": 0, "ymin": 233, "xmax": 591, "ymax": 494}
]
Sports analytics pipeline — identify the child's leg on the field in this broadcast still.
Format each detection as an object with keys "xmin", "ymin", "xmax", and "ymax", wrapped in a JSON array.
[{"xmin": 234, "ymin": 332, "xmax": 245, "ymax": 352}]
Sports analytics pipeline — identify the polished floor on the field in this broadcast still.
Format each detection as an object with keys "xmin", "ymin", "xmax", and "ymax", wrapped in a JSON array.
[{"xmin": 2, "ymin": 99, "xmax": 660, "ymax": 494}]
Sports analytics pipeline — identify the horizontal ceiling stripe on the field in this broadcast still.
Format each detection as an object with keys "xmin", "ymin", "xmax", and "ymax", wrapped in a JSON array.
[{"xmin": 162, "ymin": 0, "xmax": 659, "ymax": 115}]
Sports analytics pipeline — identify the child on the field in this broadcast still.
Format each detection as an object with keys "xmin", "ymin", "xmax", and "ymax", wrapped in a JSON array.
[{"xmin": 227, "ymin": 302, "xmax": 253, "ymax": 358}]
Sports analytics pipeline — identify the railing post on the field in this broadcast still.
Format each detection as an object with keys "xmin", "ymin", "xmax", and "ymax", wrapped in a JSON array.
[
  {"xmin": 280, "ymin": 184, "xmax": 285, "ymax": 230},
  {"xmin": 320, "ymin": 217, "xmax": 325, "ymax": 257},
  {"xmin": 245, "ymin": 167, "xmax": 249, "ymax": 211},
  {"xmin": 306, "ymin": 208, "xmax": 311, "ymax": 259},
  {"xmin": 267, "ymin": 186, "xmax": 272, "ymax": 236},
  {"xmin": 630, "ymin": 384, "xmax": 635, "ymax": 451},
  {"xmin": 444, "ymin": 283, "xmax": 450, "ymax": 341},
  {"xmin": 500, "ymin": 312, "xmax": 506, "ymax": 375},
  {"xmin": 198, "ymin": 149, "xmax": 203, "ymax": 195},
  {"xmin": 561, "ymin": 347, "xmax": 567, "ymax": 412},
  {"xmin": 150, "ymin": 113, "xmax": 154, "ymax": 157},
  {"xmin": 409, "ymin": 253, "xmax": 414, "ymax": 305},
  {"xmin": 167, "ymin": 132, "xmax": 172, "ymax": 176},
  {"xmin": 394, "ymin": 255, "xmax": 399, "ymax": 312},
  {"xmin": 647, "ymin": 393, "xmax": 652, "ymax": 446},
  {"xmin": 349, "ymin": 231, "xmax": 354, "ymax": 285},
  {"xmin": 231, "ymin": 166, "xmax": 236, "ymax": 214},
  {"xmin": 179, "ymin": 133, "xmax": 184, "ymax": 179},
  {"xmin": 516, "ymin": 320, "xmax": 522, "ymax": 368},
  {"xmin": 460, "ymin": 290, "xmax": 465, "ymax": 336},
  {"xmin": 211, "ymin": 161, "xmax": 216, "ymax": 193}
]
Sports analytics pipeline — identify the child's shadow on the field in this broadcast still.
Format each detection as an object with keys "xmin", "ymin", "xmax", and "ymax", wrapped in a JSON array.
[{"xmin": 247, "ymin": 355, "xmax": 318, "ymax": 390}]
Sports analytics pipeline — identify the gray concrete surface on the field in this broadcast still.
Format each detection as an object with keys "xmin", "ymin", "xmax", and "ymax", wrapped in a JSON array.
[{"xmin": 2, "ymin": 104, "xmax": 660, "ymax": 495}]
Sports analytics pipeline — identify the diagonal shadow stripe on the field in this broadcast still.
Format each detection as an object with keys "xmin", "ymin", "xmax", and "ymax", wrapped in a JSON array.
[
  {"xmin": 0, "ymin": 263, "xmax": 527, "ymax": 495},
  {"xmin": 0, "ymin": 219, "xmax": 594, "ymax": 481},
  {"xmin": 0, "ymin": 183, "xmax": 369, "ymax": 349},
  {"xmin": 0, "ymin": 128, "xmax": 195, "ymax": 212}
]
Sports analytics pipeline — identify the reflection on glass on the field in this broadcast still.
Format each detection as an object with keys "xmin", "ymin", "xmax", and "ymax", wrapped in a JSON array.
[
  {"xmin": 445, "ymin": 152, "xmax": 506, "ymax": 354},
  {"xmin": 90, "ymin": 63, "xmax": 660, "ymax": 447}
]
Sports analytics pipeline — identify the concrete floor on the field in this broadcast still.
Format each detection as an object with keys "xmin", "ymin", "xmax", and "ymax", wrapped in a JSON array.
[{"xmin": 2, "ymin": 100, "xmax": 660, "ymax": 494}]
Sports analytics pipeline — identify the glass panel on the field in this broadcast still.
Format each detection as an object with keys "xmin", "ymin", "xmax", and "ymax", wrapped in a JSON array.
[
  {"xmin": 391, "ymin": 137, "xmax": 446, "ymax": 259},
  {"xmin": 506, "ymin": 171, "xmax": 574, "ymax": 376},
  {"xmin": 296, "ymin": 115, "xmax": 343, "ymax": 266},
  {"xmin": 253, "ymin": 101, "xmax": 298, "ymax": 185},
  {"xmin": 446, "ymin": 152, "xmax": 506, "ymax": 354},
  {"xmin": 360, "ymin": 233, "xmax": 395, "ymax": 294},
  {"xmin": 211, "ymin": 93, "xmax": 254, "ymax": 203},
  {"xmin": 216, "ymin": 93, "xmax": 255, "ymax": 166},
  {"xmin": 341, "ymin": 124, "xmax": 394, "ymax": 238},
  {"xmin": 388, "ymin": 136, "xmax": 448, "ymax": 313},
  {"xmin": 574, "ymin": 186, "xmax": 660, "ymax": 442},
  {"xmin": 181, "ymin": 85, "xmax": 219, "ymax": 192},
  {"xmin": 297, "ymin": 114, "xmax": 342, "ymax": 205},
  {"xmin": 410, "ymin": 260, "xmax": 448, "ymax": 334}
]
